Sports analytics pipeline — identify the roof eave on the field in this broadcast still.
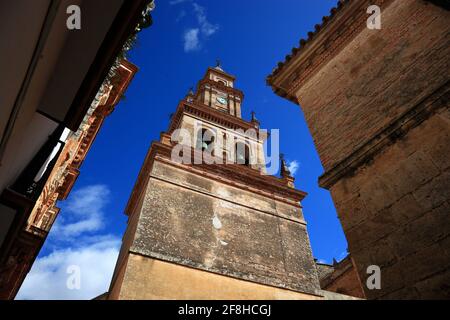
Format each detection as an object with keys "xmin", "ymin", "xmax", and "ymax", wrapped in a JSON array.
[{"xmin": 267, "ymin": 0, "xmax": 374, "ymax": 101}]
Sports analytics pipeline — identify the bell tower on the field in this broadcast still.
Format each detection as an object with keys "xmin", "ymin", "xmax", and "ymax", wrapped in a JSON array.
[
  {"xmin": 194, "ymin": 62, "xmax": 243, "ymax": 117},
  {"xmin": 107, "ymin": 65, "xmax": 321, "ymax": 300}
]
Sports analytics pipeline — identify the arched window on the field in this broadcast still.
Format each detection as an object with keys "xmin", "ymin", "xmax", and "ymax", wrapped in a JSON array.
[
  {"xmin": 196, "ymin": 128, "xmax": 215, "ymax": 151},
  {"xmin": 218, "ymin": 80, "xmax": 227, "ymax": 86},
  {"xmin": 235, "ymin": 142, "xmax": 250, "ymax": 166}
]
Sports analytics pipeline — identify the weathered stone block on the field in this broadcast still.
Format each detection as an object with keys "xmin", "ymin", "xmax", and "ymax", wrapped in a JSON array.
[
  {"xmin": 395, "ymin": 243, "xmax": 449, "ymax": 287},
  {"xmin": 333, "ymin": 194, "xmax": 368, "ymax": 230},
  {"xmin": 389, "ymin": 194, "xmax": 425, "ymax": 224},
  {"xmin": 379, "ymin": 286, "xmax": 420, "ymax": 300},
  {"xmin": 345, "ymin": 209, "xmax": 396, "ymax": 253},
  {"xmin": 387, "ymin": 202, "xmax": 450, "ymax": 258},
  {"xmin": 388, "ymin": 151, "xmax": 440, "ymax": 197},
  {"xmin": 413, "ymin": 169, "xmax": 450, "ymax": 212},
  {"xmin": 359, "ymin": 177, "xmax": 398, "ymax": 214},
  {"xmin": 423, "ymin": 114, "xmax": 450, "ymax": 171},
  {"xmin": 415, "ymin": 269, "xmax": 450, "ymax": 299}
]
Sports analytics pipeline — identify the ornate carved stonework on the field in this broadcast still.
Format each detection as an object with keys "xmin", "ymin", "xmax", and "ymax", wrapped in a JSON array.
[{"xmin": 0, "ymin": 60, "xmax": 137, "ymax": 300}]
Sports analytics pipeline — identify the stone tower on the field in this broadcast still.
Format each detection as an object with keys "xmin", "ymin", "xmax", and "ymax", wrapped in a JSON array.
[{"xmin": 107, "ymin": 65, "xmax": 321, "ymax": 299}]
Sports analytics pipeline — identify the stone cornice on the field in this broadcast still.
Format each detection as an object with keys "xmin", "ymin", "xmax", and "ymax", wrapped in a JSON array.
[
  {"xmin": 205, "ymin": 66, "xmax": 236, "ymax": 81},
  {"xmin": 319, "ymin": 81, "xmax": 450, "ymax": 189},
  {"xmin": 103, "ymin": 60, "xmax": 138, "ymax": 114},
  {"xmin": 196, "ymin": 78, "xmax": 244, "ymax": 99},
  {"xmin": 168, "ymin": 100, "xmax": 258, "ymax": 134},
  {"xmin": 125, "ymin": 142, "xmax": 307, "ymax": 217}
]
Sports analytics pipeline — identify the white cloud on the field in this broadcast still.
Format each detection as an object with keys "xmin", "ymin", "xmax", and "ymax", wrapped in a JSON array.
[
  {"xmin": 16, "ymin": 237, "xmax": 120, "ymax": 300},
  {"xmin": 181, "ymin": 3, "xmax": 219, "ymax": 53},
  {"xmin": 50, "ymin": 185, "xmax": 109, "ymax": 239},
  {"xmin": 287, "ymin": 160, "xmax": 300, "ymax": 176},
  {"xmin": 184, "ymin": 28, "xmax": 200, "ymax": 52},
  {"xmin": 16, "ymin": 184, "xmax": 120, "ymax": 300},
  {"xmin": 193, "ymin": 3, "xmax": 219, "ymax": 37}
]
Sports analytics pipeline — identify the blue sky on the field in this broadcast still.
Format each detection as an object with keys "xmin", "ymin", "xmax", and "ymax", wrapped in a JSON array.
[{"xmin": 18, "ymin": 0, "xmax": 347, "ymax": 299}]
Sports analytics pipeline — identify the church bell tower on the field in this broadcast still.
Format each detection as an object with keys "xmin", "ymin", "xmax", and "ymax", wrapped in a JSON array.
[{"xmin": 107, "ymin": 64, "xmax": 321, "ymax": 299}]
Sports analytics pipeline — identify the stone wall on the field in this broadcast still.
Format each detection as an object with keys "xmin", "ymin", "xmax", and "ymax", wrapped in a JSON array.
[
  {"xmin": 126, "ymin": 159, "xmax": 321, "ymax": 296},
  {"xmin": 116, "ymin": 253, "xmax": 321, "ymax": 300},
  {"xmin": 331, "ymin": 108, "xmax": 450, "ymax": 299}
]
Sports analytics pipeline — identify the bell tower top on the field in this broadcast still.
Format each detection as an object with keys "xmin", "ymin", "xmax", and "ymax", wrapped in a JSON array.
[{"xmin": 194, "ymin": 63, "xmax": 244, "ymax": 118}]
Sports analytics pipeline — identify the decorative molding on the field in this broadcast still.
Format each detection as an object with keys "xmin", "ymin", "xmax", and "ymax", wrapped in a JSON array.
[
  {"xmin": 125, "ymin": 142, "xmax": 307, "ymax": 217},
  {"xmin": 0, "ymin": 60, "xmax": 138, "ymax": 300},
  {"xmin": 168, "ymin": 100, "xmax": 259, "ymax": 134},
  {"xmin": 319, "ymin": 81, "xmax": 450, "ymax": 189},
  {"xmin": 196, "ymin": 78, "xmax": 244, "ymax": 100}
]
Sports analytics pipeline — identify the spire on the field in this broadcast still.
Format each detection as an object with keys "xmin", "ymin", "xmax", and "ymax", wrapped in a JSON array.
[
  {"xmin": 251, "ymin": 111, "xmax": 260, "ymax": 128},
  {"xmin": 215, "ymin": 59, "xmax": 223, "ymax": 71},
  {"xmin": 251, "ymin": 111, "xmax": 257, "ymax": 122}
]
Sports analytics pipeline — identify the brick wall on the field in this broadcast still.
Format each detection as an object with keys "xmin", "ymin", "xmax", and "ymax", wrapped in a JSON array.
[{"xmin": 296, "ymin": 0, "xmax": 450, "ymax": 171}]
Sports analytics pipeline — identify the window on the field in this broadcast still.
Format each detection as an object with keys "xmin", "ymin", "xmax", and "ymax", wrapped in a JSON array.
[
  {"xmin": 235, "ymin": 142, "xmax": 250, "ymax": 166},
  {"xmin": 196, "ymin": 128, "xmax": 215, "ymax": 151}
]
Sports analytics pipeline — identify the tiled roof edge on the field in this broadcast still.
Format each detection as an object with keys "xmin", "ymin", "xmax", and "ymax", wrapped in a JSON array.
[{"xmin": 266, "ymin": 0, "xmax": 349, "ymax": 84}]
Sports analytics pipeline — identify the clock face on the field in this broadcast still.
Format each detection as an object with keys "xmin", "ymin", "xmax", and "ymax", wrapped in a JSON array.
[{"xmin": 216, "ymin": 96, "xmax": 227, "ymax": 105}]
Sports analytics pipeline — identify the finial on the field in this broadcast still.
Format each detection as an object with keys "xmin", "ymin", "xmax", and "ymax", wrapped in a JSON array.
[
  {"xmin": 250, "ymin": 110, "xmax": 260, "ymax": 127},
  {"xmin": 280, "ymin": 154, "xmax": 295, "ymax": 187},
  {"xmin": 215, "ymin": 59, "xmax": 224, "ymax": 71},
  {"xmin": 280, "ymin": 153, "xmax": 293, "ymax": 179},
  {"xmin": 185, "ymin": 87, "xmax": 194, "ymax": 102}
]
